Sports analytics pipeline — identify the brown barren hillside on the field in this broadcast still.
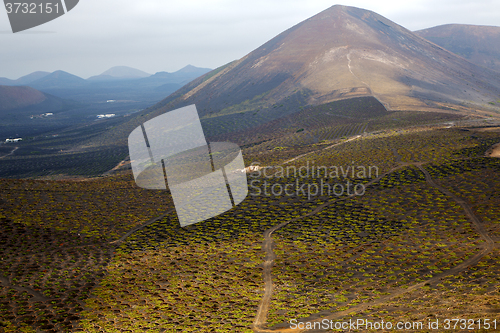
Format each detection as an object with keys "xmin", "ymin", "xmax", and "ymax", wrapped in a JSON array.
[
  {"xmin": 78, "ymin": 5, "xmax": 500, "ymax": 150},
  {"xmin": 157, "ymin": 5, "xmax": 500, "ymax": 115},
  {"xmin": 416, "ymin": 24, "xmax": 500, "ymax": 74},
  {"xmin": 0, "ymin": 85, "xmax": 46, "ymax": 110}
]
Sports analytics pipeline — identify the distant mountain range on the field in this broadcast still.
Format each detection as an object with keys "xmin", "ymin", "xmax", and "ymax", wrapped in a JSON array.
[
  {"xmin": 0, "ymin": 65, "xmax": 212, "ymax": 139},
  {"xmin": 0, "ymin": 65, "xmax": 212, "ymax": 103},
  {"xmin": 415, "ymin": 24, "xmax": 500, "ymax": 74}
]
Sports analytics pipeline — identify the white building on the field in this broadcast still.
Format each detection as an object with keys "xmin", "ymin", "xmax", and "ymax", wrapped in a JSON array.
[
  {"xmin": 97, "ymin": 114, "xmax": 116, "ymax": 119},
  {"xmin": 5, "ymin": 138, "xmax": 22, "ymax": 143}
]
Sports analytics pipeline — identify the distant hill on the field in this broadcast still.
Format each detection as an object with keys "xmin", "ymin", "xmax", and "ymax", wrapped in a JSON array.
[
  {"xmin": 29, "ymin": 70, "xmax": 88, "ymax": 90},
  {"xmin": 0, "ymin": 84, "xmax": 94, "ymax": 139},
  {"xmin": 0, "ymin": 85, "xmax": 46, "ymax": 110},
  {"xmin": 153, "ymin": 65, "xmax": 211, "ymax": 78},
  {"xmin": 0, "ymin": 71, "xmax": 50, "ymax": 86},
  {"xmin": 177, "ymin": 64, "xmax": 212, "ymax": 74},
  {"xmin": 0, "ymin": 78, "xmax": 13, "ymax": 85},
  {"xmin": 0, "ymin": 85, "xmax": 74, "ymax": 138},
  {"xmin": 148, "ymin": 65, "xmax": 212, "ymax": 84},
  {"xmin": 16, "ymin": 71, "xmax": 51, "ymax": 85},
  {"xmin": 416, "ymin": 24, "xmax": 500, "ymax": 73},
  {"xmin": 88, "ymin": 66, "xmax": 151, "ymax": 81}
]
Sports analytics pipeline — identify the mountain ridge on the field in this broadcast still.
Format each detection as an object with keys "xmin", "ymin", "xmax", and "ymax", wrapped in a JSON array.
[
  {"xmin": 153, "ymin": 5, "xmax": 500, "ymax": 117},
  {"xmin": 1, "ymin": 65, "xmax": 212, "ymax": 86},
  {"xmin": 415, "ymin": 24, "xmax": 500, "ymax": 74},
  {"xmin": 0, "ymin": 66, "xmax": 212, "ymax": 103}
]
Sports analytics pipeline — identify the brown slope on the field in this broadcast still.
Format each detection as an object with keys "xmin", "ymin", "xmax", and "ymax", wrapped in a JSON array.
[
  {"xmin": 0, "ymin": 85, "xmax": 46, "ymax": 110},
  {"xmin": 155, "ymin": 5, "xmax": 500, "ymax": 116},
  {"xmin": 415, "ymin": 24, "xmax": 500, "ymax": 74}
]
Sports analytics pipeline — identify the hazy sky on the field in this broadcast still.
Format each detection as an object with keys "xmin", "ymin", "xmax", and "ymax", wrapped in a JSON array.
[{"xmin": 1, "ymin": 0, "xmax": 499, "ymax": 79}]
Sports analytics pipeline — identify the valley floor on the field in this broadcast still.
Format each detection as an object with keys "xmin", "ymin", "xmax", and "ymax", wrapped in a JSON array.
[{"xmin": 1, "ymin": 120, "xmax": 500, "ymax": 332}]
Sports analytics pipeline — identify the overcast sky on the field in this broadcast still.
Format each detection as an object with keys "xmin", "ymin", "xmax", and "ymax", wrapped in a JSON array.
[{"xmin": 1, "ymin": 0, "xmax": 499, "ymax": 79}]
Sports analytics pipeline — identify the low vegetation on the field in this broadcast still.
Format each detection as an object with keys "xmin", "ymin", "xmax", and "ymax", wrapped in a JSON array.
[{"xmin": 1, "ymin": 104, "xmax": 499, "ymax": 332}]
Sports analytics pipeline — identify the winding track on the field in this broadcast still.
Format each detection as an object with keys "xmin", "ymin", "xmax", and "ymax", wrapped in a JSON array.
[
  {"xmin": 283, "ymin": 135, "xmax": 361, "ymax": 164},
  {"xmin": 0, "ymin": 146, "xmax": 18, "ymax": 159},
  {"xmin": 252, "ymin": 143, "xmax": 499, "ymax": 332},
  {"xmin": 416, "ymin": 164, "xmax": 495, "ymax": 247},
  {"xmin": 252, "ymin": 161, "xmax": 408, "ymax": 331}
]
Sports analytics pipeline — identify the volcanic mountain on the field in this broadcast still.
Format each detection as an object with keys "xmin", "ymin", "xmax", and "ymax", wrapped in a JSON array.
[
  {"xmin": 78, "ymin": 5, "xmax": 500, "ymax": 149},
  {"xmin": 415, "ymin": 24, "xmax": 500, "ymax": 74},
  {"xmin": 152, "ymin": 5, "xmax": 500, "ymax": 117}
]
